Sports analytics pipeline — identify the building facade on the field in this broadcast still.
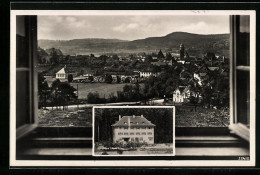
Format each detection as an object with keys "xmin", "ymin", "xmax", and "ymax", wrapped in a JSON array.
[
  {"xmin": 139, "ymin": 71, "xmax": 159, "ymax": 78},
  {"xmin": 173, "ymin": 87, "xmax": 190, "ymax": 103},
  {"xmin": 111, "ymin": 115, "xmax": 155, "ymax": 144},
  {"xmin": 55, "ymin": 65, "xmax": 76, "ymax": 80}
]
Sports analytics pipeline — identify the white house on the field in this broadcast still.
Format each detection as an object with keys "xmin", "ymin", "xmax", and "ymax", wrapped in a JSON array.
[
  {"xmin": 173, "ymin": 87, "xmax": 190, "ymax": 103},
  {"xmin": 56, "ymin": 67, "xmax": 67, "ymax": 79},
  {"xmin": 111, "ymin": 115, "xmax": 155, "ymax": 144},
  {"xmin": 139, "ymin": 71, "xmax": 158, "ymax": 78},
  {"xmin": 55, "ymin": 66, "xmax": 76, "ymax": 80}
]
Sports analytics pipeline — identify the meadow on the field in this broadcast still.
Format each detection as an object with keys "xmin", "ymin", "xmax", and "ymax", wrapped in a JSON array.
[{"xmin": 71, "ymin": 83, "xmax": 144, "ymax": 99}]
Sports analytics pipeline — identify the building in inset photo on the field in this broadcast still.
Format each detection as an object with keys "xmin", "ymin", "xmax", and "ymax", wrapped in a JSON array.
[
  {"xmin": 93, "ymin": 106, "xmax": 174, "ymax": 156},
  {"xmin": 112, "ymin": 115, "xmax": 155, "ymax": 144}
]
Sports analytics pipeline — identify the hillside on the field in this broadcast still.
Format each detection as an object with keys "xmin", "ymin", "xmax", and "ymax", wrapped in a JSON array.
[{"xmin": 38, "ymin": 32, "xmax": 230, "ymax": 57}]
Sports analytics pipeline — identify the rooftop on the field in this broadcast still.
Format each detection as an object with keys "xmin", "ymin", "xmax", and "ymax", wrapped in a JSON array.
[{"xmin": 111, "ymin": 115, "xmax": 155, "ymax": 127}]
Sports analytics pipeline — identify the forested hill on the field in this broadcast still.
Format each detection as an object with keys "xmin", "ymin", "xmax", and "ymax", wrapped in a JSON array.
[{"xmin": 38, "ymin": 32, "xmax": 230, "ymax": 57}]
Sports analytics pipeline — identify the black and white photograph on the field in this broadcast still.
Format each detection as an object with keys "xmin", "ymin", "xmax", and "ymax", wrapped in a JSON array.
[
  {"xmin": 10, "ymin": 9, "xmax": 256, "ymax": 167},
  {"xmin": 93, "ymin": 106, "xmax": 174, "ymax": 156}
]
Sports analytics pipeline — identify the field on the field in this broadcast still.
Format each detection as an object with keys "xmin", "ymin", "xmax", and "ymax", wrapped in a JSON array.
[
  {"xmin": 43, "ymin": 76, "xmax": 142, "ymax": 100},
  {"xmin": 71, "ymin": 83, "xmax": 144, "ymax": 99}
]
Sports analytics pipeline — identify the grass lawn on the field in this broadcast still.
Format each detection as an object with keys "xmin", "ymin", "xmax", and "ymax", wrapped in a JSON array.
[
  {"xmin": 71, "ymin": 83, "xmax": 143, "ymax": 99},
  {"xmin": 38, "ymin": 108, "xmax": 92, "ymax": 127},
  {"xmin": 175, "ymin": 106, "xmax": 230, "ymax": 127},
  {"xmin": 43, "ymin": 76, "xmax": 144, "ymax": 100},
  {"xmin": 94, "ymin": 143, "xmax": 173, "ymax": 156}
]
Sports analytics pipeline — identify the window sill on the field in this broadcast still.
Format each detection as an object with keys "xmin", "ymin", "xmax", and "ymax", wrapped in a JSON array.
[
  {"xmin": 229, "ymin": 123, "xmax": 250, "ymax": 142},
  {"xmin": 16, "ymin": 124, "xmax": 38, "ymax": 140},
  {"xmin": 16, "ymin": 129, "xmax": 249, "ymax": 159}
]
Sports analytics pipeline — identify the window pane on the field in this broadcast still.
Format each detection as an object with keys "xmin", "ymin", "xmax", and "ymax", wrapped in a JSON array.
[
  {"xmin": 16, "ymin": 71, "xmax": 30, "ymax": 128},
  {"xmin": 236, "ymin": 70, "xmax": 250, "ymax": 126},
  {"xmin": 237, "ymin": 15, "xmax": 250, "ymax": 66},
  {"xmin": 16, "ymin": 16, "xmax": 29, "ymax": 67}
]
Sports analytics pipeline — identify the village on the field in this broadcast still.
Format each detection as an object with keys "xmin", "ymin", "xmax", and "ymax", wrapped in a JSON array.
[{"xmin": 37, "ymin": 43, "xmax": 230, "ymax": 127}]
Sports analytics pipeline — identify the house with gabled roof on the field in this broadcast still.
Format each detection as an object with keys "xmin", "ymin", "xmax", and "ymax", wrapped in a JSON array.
[
  {"xmin": 193, "ymin": 63, "xmax": 212, "ymax": 85},
  {"xmin": 55, "ymin": 65, "xmax": 77, "ymax": 80},
  {"xmin": 173, "ymin": 86, "xmax": 191, "ymax": 103},
  {"xmin": 111, "ymin": 115, "xmax": 155, "ymax": 144}
]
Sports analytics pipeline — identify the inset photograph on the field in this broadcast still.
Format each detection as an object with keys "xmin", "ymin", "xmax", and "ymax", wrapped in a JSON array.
[{"xmin": 93, "ymin": 106, "xmax": 175, "ymax": 156}]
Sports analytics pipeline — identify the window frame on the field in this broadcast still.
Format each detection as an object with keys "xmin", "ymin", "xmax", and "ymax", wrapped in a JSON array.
[
  {"xmin": 15, "ymin": 15, "xmax": 38, "ymax": 140},
  {"xmin": 228, "ymin": 15, "xmax": 255, "ymax": 142}
]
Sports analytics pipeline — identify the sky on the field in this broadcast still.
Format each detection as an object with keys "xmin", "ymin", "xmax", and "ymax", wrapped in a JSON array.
[{"xmin": 38, "ymin": 15, "xmax": 229, "ymax": 41}]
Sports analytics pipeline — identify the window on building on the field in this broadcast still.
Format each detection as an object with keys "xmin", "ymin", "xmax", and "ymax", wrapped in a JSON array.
[
  {"xmin": 148, "ymin": 137, "xmax": 153, "ymax": 141},
  {"xmin": 136, "ymin": 132, "xmax": 140, "ymax": 135},
  {"xmin": 142, "ymin": 132, "xmax": 146, "ymax": 135},
  {"xmin": 148, "ymin": 132, "xmax": 152, "ymax": 135},
  {"xmin": 130, "ymin": 132, "xmax": 134, "ymax": 135},
  {"xmin": 124, "ymin": 133, "xmax": 128, "ymax": 135}
]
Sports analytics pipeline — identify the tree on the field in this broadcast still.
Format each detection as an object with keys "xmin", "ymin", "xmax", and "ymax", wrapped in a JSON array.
[
  {"xmin": 124, "ymin": 77, "xmax": 131, "ymax": 83},
  {"xmin": 105, "ymin": 74, "xmax": 113, "ymax": 84},
  {"xmin": 37, "ymin": 47, "xmax": 48, "ymax": 64},
  {"xmin": 116, "ymin": 76, "xmax": 121, "ymax": 83},
  {"xmin": 112, "ymin": 54, "xmax": 119, "ymax": 60},
  {"xmin": 88, "ymin": 76, "xmax": 94, "ymax": 82},
  {"xmin": 87, "ymin": 92, "xmax": 101, "ymax": 104},
  {"xmin": 189, "ymin": 95, "xmax": 199, "ymax": 112},
  {"xmin": 165, "ymin": 53, "xmax": 173, "ymax": 60},
  {"xmin": 95, "ymin": 108, "xmax": 173, "ymax": 143},
  {"xmin": 68, "ymin": 74, "xmax": 73, "ymax": 83},
  {"xmin": 51, "ymin": 80, "xmax": 76, "ymax": 109},
  {"xmin": 47, "ymin": 48, "xmax": 63, "ymax": 65},
  {"xmin": 38, "ymin": 73, "xmax": 50, "ymax": 109},
  {"xmin": 145, "ymin": 55, "xmax": 153, "ymax": 63}
]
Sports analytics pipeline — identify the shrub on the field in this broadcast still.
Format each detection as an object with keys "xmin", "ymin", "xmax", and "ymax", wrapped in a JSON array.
[
  {"xmin": 102, "ymin": 140, "xmax": 113, "ymax": 149},
  {"xmin": 117, "ymin": 149, "xmax": 123, "ymax": 154},
  {"xmin": 102, "ymin": 151, "xmax": 109, "ymax": 155}
]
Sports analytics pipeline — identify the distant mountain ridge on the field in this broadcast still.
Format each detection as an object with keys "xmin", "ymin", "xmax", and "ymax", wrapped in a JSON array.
[{"xmin": 38, "ymin": 32, "xmax": 230, "ymax": 57}]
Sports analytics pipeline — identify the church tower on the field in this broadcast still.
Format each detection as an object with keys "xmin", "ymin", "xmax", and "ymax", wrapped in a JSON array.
[
  {"xmin": 157, "ymin": 49, "xmax": 165, "ymax": 59},
  {"xmin": 180, "ymin": 43, "xmax": 185, "ymax": 60}
]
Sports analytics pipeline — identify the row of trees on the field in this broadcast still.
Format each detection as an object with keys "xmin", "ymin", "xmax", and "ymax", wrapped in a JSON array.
[
  {"xmin": 87, "ymin": 83, "xmax": 143, "ymax": 104},
  {"xmin": 86, "ymin": 62, "xmax": 229, "ymax": 110},
  {"xmin": 141, "ymin": 63, "xmax": 229, "ymax": 109}
]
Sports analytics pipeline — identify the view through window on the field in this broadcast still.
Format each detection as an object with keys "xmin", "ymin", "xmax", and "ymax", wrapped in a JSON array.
[{"xmin": 37, "ymin": 15, "xmax": 230, "ymax": 127}]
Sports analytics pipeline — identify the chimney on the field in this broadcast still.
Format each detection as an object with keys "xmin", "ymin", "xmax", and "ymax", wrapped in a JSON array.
[
  {"xmin": 133, "ymin": 115, "xmax": 135, "ymax": 118},
  {"xmin": 141, "ymin": 115, "xmax": 143, "ymax": 118},
  {"xmin": 119, "ymin": 115, "xmax": 121, "ymax": 120}
]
